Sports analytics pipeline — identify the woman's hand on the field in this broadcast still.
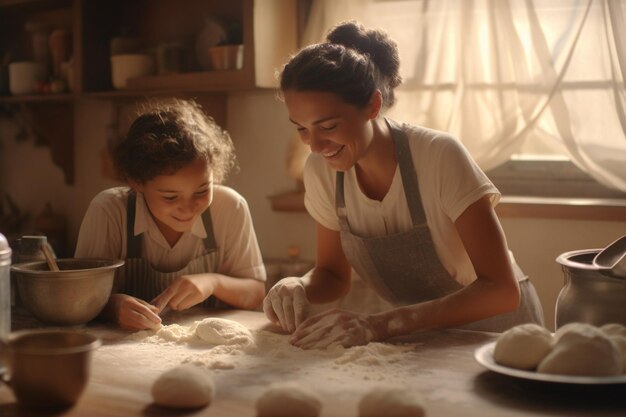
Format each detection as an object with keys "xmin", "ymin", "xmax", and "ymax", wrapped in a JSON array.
[
  {"xmin": 289, "ymin": 308, "xmax": 379, "ymax": 349},
  {"xmin": 263, "ymin": 277, "xmax": 310, "ymax": 333},
  {"xmin": 151, "ymin": 274, "xmax": 216, "ymax": 313},
  {"xmin": 109, "ymin": 294, "xmax": 161, "ymax": 331}
]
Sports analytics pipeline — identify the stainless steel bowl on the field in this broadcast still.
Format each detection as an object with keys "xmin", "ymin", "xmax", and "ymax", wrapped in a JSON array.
[
  {"xmin": 555, "ymin": 249, "xmax": 626, "ymax": 329},
  {"xmin": 10, "ymin": 258, "xmax": 124, "ymax": 325}
]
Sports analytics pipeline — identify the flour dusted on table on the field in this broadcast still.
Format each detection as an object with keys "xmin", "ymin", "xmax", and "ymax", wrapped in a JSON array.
[
  {"xmin": 334, "ymin": 343, "xmax": 415, "ymax": 366},
  {"xmin": 126, "ymin": 317, "xmax": 422, "ymax": 381},
  {"xmin": 358, "ymin": 386, "xmax": 426, "ymax": 417},
  {"xmin": 125, "ymin": 322, "xmax": 198, "ymax": 344}
]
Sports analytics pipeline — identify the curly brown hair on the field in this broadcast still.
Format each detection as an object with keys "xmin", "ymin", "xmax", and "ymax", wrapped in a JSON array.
[{"xmin": 113, "ymin": 99, "xmax": 237, "ymax": 184}]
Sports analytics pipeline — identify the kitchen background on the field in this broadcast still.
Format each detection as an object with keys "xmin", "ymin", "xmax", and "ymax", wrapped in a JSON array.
[{"xmin": 1, "ymin": 0, "xmax": 625, "ymax": 330}]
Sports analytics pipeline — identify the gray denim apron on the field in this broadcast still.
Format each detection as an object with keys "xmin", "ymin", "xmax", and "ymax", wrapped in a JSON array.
[
  {"xmin": 336, "ymin": 119, "xmax": 544, "ymax": 332},
  {"xmin": 118, "ymin": 192, "xmax": 221, "ymax": 308}
]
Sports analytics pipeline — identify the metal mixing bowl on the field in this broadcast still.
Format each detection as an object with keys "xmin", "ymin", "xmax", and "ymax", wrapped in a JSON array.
[{"xmin": 10, "ymin": 258, "xmax": 124, "ymax": 325}]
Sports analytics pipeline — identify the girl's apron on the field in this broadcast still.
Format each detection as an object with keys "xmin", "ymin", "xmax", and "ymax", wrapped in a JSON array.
[
  {"xmin": 336, "ymin": 119, "xmax": 544, "ymax": 332},
  {"xmin": 118, "ymin": 192, "xmax": 221, "ymax": 308}
]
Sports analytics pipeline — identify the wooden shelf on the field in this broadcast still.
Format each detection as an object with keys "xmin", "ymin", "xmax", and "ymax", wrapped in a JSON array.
[
  {"xmin": 1, "ymin": 0, "xmax": 257, "ymax": 186},
  {"xmin": 268, "ymin": 190, "xmax": 626, "ymax": 222},
  {"xmin": 0, "ymin": 93, "xmax": 73, "ymax": 103},
  {"xmin": 126, "ymin": 69, "xmax": 256, "ymax": 92}
]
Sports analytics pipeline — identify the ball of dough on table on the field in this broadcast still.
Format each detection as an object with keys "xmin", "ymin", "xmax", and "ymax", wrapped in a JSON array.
[
  {"xmin": 151, "ymin": 364, "xmax": 215, "ymax": 409},
  {"xmin": 493, "ymin": 323, "xmax": 554, "ymax": 370},
  {"xmin": 358, "ymin": 387, "xmax": 426, "ymax": 417},
  {"xmin": 195, "ymin": 317, "xmax": 254, "ymax": 346},
  {"xmin": 256, "ymin": 382, "xmax": 321, "ymax": 417},
  {"xmin": 538, "ymin": 322, "xmax": 622, "ymax": 376}
]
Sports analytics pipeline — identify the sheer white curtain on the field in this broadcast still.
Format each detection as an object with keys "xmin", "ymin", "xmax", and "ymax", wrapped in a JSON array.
[{"xmin": 291, "ymin": 0, "xmax": 626, "ymax": 192}]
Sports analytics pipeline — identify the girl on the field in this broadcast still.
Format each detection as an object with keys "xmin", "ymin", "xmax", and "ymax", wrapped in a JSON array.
[
  {"xmin": 75, "ymin": 99, "xmax": 266, "ymax": 330},
  {"xmin": 264, "ymin": 21, "xmax": 544, "ymax": 349}
]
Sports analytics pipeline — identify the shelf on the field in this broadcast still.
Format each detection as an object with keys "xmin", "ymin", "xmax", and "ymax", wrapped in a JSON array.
[
  {"xmin": 268, "ymin": 190, "xmax": 626, "ymax": 222},
  {"xmin": 80, "ymin": 0, "xmax": 255, "ymax": 95},
  {"xmin": 0, "ymin": 93, "xmax": 73, "ymax": 103},
  {"xmin": 1, "ymin": 0, "xmax": 256, "ymax": 187},
  {"xmin": 126, "ymin": 69, "xmax": 256, "ymax": 92}
]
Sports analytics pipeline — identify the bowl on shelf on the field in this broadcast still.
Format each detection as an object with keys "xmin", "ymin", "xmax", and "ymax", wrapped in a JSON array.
[
  {"xmin": 208, "ymin": 44, "xmax": 244, "ymax": 70},
  {"xmin": 11, "ymin": 258, "xmax": 124, "ymax": 325},
  {"xmin": 110, "ymin": 54, "xmax": 155, "ymax": 89}
]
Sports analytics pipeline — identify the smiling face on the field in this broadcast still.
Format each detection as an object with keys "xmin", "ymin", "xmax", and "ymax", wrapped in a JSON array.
[
  {"xmin": 131, "ymin": 158, "xmax": 213, "ymax": 244},
  {"xmin": 284, "ymin": 90, "xmax": 381, "ymax": 172}
]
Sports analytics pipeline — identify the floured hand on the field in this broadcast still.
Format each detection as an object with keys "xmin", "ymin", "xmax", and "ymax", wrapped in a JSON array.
[
  {"xmin": 152, "ymin": 274, "xmax": 216, "ymax": 313},
  {"xmin": 263, "ymin": 277, "xmax": 309, "ymax": 333},
  {"xmin": 289, "ymin": 309, "xmax": 377, "ymax": 350},
  {"xmin": 110, "ymin": 294, "xmax": 161, "ymax": 331}
]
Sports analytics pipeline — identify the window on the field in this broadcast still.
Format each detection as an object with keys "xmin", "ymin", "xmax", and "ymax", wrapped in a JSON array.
[{"xmin": 300, "ymin": 0, "xmax": 626, "ymax": 199}]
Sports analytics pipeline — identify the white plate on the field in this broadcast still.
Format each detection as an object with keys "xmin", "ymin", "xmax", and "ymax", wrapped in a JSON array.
[{"xmin": 474, "ymin": 342, "xmax": 626, "ymax": 384}]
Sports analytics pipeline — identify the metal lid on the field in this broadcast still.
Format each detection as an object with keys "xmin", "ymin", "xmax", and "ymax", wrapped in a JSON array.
[{"xmin": 0, "ymin": 232, "xmax": 12, "ymax": 264}]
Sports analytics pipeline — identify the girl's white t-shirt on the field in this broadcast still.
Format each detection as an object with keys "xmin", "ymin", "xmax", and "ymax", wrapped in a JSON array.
[
  {"xmin": 75, "ymin": 185, "xmax": 266, "ymax": 281},
  {"xmin": 304, "ymin": 122, "xmax": 525, "ymax": 286}
]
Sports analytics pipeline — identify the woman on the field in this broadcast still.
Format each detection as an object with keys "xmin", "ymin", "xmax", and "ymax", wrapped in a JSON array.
[
  {"xmin": 75, "ymin": 99, "xmax": 266, "ymax": 330},
  {"xmin": 264, "ymin": 21, "xmax": 544, "ymax": 349}
]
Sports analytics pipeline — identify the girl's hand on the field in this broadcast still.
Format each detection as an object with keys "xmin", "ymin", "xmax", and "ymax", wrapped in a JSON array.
[
  {"xmin": 263, "ymin": 277, "xmax": 310, "ymax": 333},
  {"xmin": 289, "ymin": 308, "xmax": 378, "ymax": 349},
  {"xmin": 151, "ymin": 274, "xmax": 216, "ymax": 313},
  {"xmin": 109, "ymin": 294, "xmax": 161, "ymax": 331}
]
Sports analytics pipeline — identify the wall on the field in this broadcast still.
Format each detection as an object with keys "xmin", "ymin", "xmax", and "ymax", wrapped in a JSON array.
[{"xmin": 1, "ymin": 91, "xmax": 624, "ymax": 330}]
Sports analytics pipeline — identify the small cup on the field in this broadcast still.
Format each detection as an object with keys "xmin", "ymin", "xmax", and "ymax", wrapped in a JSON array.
[
  {"xmin": 0, "ymin": 329, "xmax": 101, "ymax": 409},
  {"xmin": 208, "ymin": 44, "xmax": 244, "ymax": 70},
  {"xmin": 8, "ymin": 61, "xmax": 39, "ymax": 95}
]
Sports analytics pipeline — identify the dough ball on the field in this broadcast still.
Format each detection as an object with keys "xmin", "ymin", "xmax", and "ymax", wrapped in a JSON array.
[
  {"xmin": 600, "ymin": 323, "xmax": 626, "ymax": 339},
  {"xmin": 256, "ymin": 382, "xmax": 321, "ymax": 417},
  {"xmin": 151, "ymin": 364, "xmax": 214, "ymax": 409},
  {"xmin": 538, "ymin": 322, "xmax": 622, "ymax": 376},
  {"xmin": 493, "ymin": 323, "xmax": 554, "ymax": 370},
  {"xmin": 195, "ymin": 317, "xmax": 254, "ymax": 346},
  {"xmin": 601, "ymin": 323, "xmax": 626, "ymax": 373},
  {"xmin": 358, "ymin": 387, "xmax": 425, "ymax": 417},
  {"xmin": 553, "ymin": 322, "xmax": 595, "ymax": 340}
]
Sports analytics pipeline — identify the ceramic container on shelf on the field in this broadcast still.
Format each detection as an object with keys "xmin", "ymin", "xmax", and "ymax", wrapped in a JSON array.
[
  {"xmin": 8, "ymin": 61, "xmax": 39, "ymax": 95},
  {"xmin": 195, "ymin": 16, "xmax": 227, "ymax": 70},
  {"xmin": 110, "ymin": 54, "xmax": 155, "ymax": 89},
  {"xmin": 208, "ymin": 44, "xmax": 244, "ymax": 70}
]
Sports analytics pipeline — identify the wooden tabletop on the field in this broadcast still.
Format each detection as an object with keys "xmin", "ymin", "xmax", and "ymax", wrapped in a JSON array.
[{"xmin": 1, "ymin": 308, "xmax": 625, "ymax": 417}]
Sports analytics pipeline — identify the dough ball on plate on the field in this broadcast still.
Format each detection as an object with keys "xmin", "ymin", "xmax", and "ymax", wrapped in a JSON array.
[
  {"xmin": 600, "ymin": 323, "xmax": 626, "ymax": 339},
  {"xmin": 195, "ymin": 317, "xmax": 254, "ymax": 346},
  {"xmin": 151, "ymin": 364, "xmax": 214, "ymax": 409},
  {"xmin": 358, "ymin": 387, "xmax": 425, "ymax": 417},
  {"xmin": 538, "ymin": 322, "xmax": 622, "ymax": 376},
  {"xmin": 601, "ymin": 323, "xmax": 626, "ymax": 373},
  {"xmin": 256, "ymin": 382, "xmax": 321, "ymax": 417},
  {"xmin": 493, "ymin": 323, "xmax": 554, "ymax": 370}
]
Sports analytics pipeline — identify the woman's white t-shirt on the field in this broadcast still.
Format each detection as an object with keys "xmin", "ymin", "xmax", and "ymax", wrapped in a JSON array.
[
  {"xmin": 74, "ymin": 185, "xmax": 266, "ymax": 281},
  {"xmin": 304, "ymin": 122, "xmax": 525, "ymax": 286}
]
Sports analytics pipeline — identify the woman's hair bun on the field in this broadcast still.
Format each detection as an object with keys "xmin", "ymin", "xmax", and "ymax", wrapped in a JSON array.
[{"xmin": 326, "ymin": 20, "xmax": 401, "ymax": 88}]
